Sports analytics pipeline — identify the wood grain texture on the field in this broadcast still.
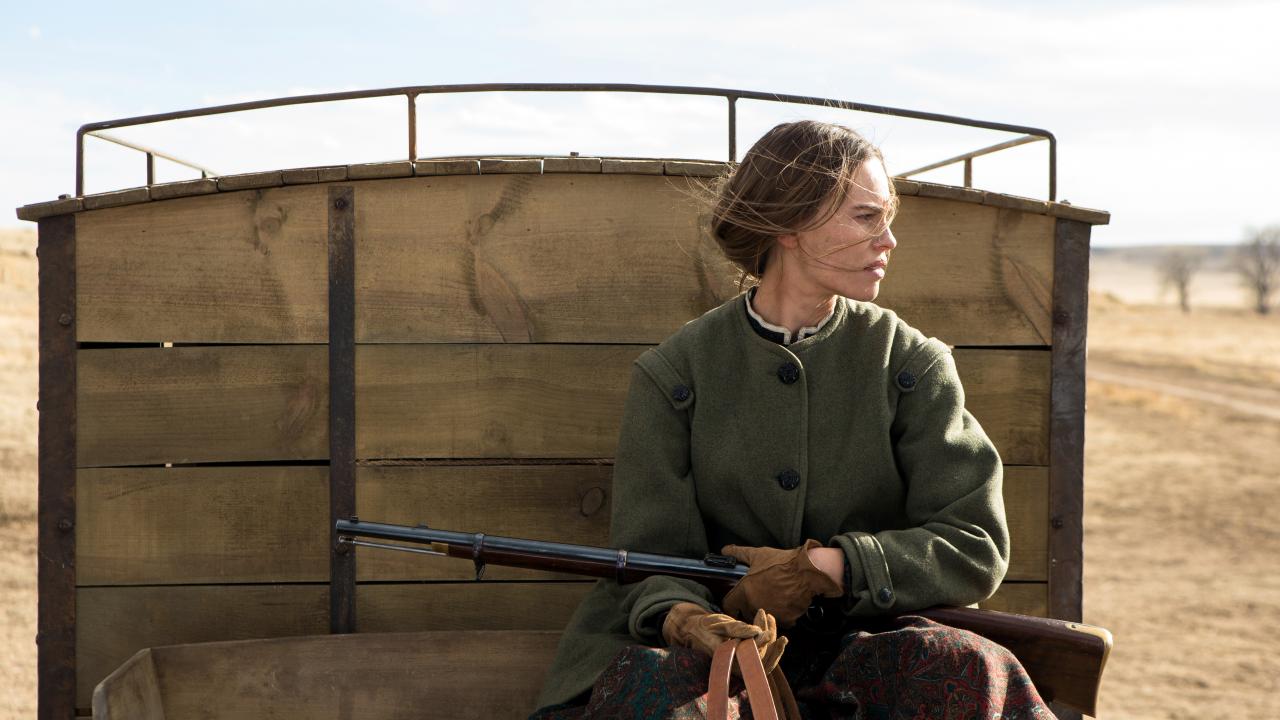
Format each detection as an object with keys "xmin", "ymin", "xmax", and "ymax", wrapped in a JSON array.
[
  {"xmin": 980, "ymin": 582, "xmax": 1048, "ymax": 617},
  {"xmin": 877, "ymin": 198, "xmax": 1055, "ymax": 346},
  {"xmin": 76, "ymin": 585, "xmax": 329, "ymax": 708},
  {"xmin": 75, "ymin": 185, "xmax": 329, "ymax": 343},
  {"xmin": 76, "ymin": 467, "xmax": 329, "ymax": 585},
  {"xmin": 149, "ymin": 631, "xmax": 561, "ymax": 720},
  {"xmin": 1049, "ymin": 219, "xmax": 1091, "ymax": 624},
  {"xmin": 1004, "ymin": 466, "xmax": 1048, "ymax": 582},
  {"xmin": 353, "ymin": 173, "xmax": 737, "ymax": 343},
  {"xmin": 356, "ymin": 344, "xmax": 639, "ymax": 459},
  {"xmin": 74, "ymin": 344, "xmax": 1045, "ymax": 466},
  {"xmin": 71, "ymin": 175, "xmax": 1057, "ymax": 346},
  {"xmin": 356, "ymin": 464, "xmax": 613, "ymax": 581},
  {"xmin": 357, "ymin": 582, "xmax": 594, "ymax": 632},
  {"xmin": 953, "ymin": 349, "xmax": 1051, "ymax": 466},
  {"xmin": 77, "ymin": 345, "xmax": 328, "ymax": 467},
  {"xmin": 90, "ymin": 649, "xmax": 163, "ymax": 720},
  {"xmin": 71, "ymin": 462, "xmax": 1042, "ymax": 585}
]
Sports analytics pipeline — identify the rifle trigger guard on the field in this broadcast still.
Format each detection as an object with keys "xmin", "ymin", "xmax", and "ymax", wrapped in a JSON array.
[
  {"xmin": 472, "ymin": 533, "xmax": 486, "ymax": 581},
  {"xmin": 615, "ymin": 549, "xmax": 628, "ymax": 585}
]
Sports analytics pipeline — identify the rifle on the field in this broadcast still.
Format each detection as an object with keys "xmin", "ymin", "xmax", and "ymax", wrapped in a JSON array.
[{"xmin": 336, "ymin": 517, "xmax": 1111, "ymax": 717}]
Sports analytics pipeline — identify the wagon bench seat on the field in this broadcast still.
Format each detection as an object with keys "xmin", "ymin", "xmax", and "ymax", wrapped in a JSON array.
[{"xmin": 93, "ymin": 630, "xmax": 563, "ymax": 720}]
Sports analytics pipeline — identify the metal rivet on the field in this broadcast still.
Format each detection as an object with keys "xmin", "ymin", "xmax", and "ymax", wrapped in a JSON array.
[
  {"xmin": 58, "ymin": 194, "xmax": 71, "ymax": 200},
  {"xmin": 1051, "ymin": 516, "xmax": 1064, "ymax": 529},
  {"xmin": 334, "ymin": 197, "xmax": 348, "ymax": 211},
  {"xmin": 58, "ymin": 313, "xmax": 72, "ymax": 326},
  {"xmin": 58, "ymin": 518, "xmax": 73, "ymax": 532}
]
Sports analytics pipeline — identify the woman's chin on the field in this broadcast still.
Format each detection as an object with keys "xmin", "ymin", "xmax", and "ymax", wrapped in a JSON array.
[{"xmin": 843, "ymin": 283, "xmax": 881, "ymax": 303}]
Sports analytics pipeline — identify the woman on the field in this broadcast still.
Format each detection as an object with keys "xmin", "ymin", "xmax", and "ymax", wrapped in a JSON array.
[{"xmin": 529, "ymin": 121, "xmax": 1051, "ymax": 718}]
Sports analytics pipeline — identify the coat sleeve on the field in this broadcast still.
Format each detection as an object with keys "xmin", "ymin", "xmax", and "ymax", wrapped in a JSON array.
[
  {"xmin": 830, "ymin": 341, "xmax": 1010, "ymax": 617},
  {"xmin": 607, "ymin": 350, "xmax": 717, "ymax": 642}
]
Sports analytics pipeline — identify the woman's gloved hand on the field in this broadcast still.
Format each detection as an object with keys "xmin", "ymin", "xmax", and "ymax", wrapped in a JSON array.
[
  {"xmin": 661, "ymin": 602, "xmax": 787, "ymax": 674},
  {"xmin": 720, "ymin": 539, "xmax": 843, "ymax": 627}
]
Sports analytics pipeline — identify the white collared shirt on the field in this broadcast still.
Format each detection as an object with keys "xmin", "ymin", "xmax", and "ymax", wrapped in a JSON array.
[{"xmin": 744, "ymin": 286, "xmax": 837, "ymax": 345}]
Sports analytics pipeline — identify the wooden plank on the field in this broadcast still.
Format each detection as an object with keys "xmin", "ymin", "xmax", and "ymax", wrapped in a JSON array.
[
  {"xmin": 72, "ymin": 462, "xmax": 1041, "ymax": 585},
  {"xmin": 82, "ymin": 187, "xmax": 150, "ymax": 211},
  {"xmin": 954, "ymin": 349, "xmax": 1050, "ymax": 467},
  {"xmin": 75, "ymin": 184, "xmax": 329, "ymax": 343},
  {"xmin": 216, "ymin": 170, "xmax": 283, "ymax": 191},
  {"xmin": 981, "ymin": 582, "xmax": 1048, "ymax": 617},
  {"xmin": 148, "ymin": 178, "xmax": 217, "ymax": 201},
  {"xmin": 75, "ymin": 467, "xmax": 329, "ymax": 585},
  {"xmin": 38, "ymin": 213, "xmax": 78, "ymax": 720},
  {"xmin": 75, "ymin": 344, "xmax": 1045, "ymax": 466},
  {"xmin": 73, "ymin": 175, "xmax": 1056, "ymax": 346},
  {"xmin": 877, "ymin": 197, "xmax": 1055, "ymax": 346},
  {"xmin": 76, "ymin": 585, "xmax": 329, "ymax": 709},
  {"xmin": 329, "ymin": 185, "xmax": 357, "ymax": 633},
  {"xmin": 1049, "ymin": 219, "xmax": 1091, "ymax": 623},
  {"xmin": 90, "ymin": 649, "xmax": 163, "ymax": 720},
  {"xmin": 354, "ymin": 173, "xmax": 738, "ymax": 343},
  {"xmin": 348, "ymin": 161, "xmax": 413, "ymax": 180},
  {"xmin": 1004, "ymin": 466, "xmax": 1048, "ymax": 582},
  {"xmin": 148, "ymin": 631, "xmax": 561, "ymax": 720},
  {"xmin": 16, "ymin": 195, "xmax": 82, "ymax": 222},
  {"xmin": 77, "ymin": 345, "xmax": 328, "ymax": 467},
  {"xmin": 356, "ymin": 344, "xmax": 639, "ymax": 459},
  {"xmin": 358, "ymin": 582, "xmax": 593, "ymax": 632},
  {"xmin": 356, "ymin": 464, "xmax": 613, "ymax": 581}
]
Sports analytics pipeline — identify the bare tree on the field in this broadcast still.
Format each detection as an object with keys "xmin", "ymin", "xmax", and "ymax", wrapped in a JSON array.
[
  {"xmin": 1234, "ymin": 226, "xmax": 1280, "ymax": 315},
  {"xmin": 1158, "ymin": 248, "xmax": 1200, "ymax": 313}
]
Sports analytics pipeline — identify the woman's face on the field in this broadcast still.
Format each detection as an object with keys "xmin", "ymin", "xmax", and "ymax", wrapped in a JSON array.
[{"xmin": 776, "ymin": 159, "xmax": 897, "ymax": 302}]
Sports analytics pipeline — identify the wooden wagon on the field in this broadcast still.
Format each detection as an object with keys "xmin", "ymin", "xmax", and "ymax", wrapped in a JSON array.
[{"xmin": 16, "ymin": 84, "xmax": 1111, "ymax": 719}]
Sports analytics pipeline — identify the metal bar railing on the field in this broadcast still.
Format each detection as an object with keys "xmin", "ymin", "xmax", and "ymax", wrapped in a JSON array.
[
  {"xmin": 897, "ymin": 134, "xmax": 1047, "ymax": 189},
  {"xmin": 76, "ymin": 83, "xmax": 1057, "ymax": 200},
  {"xmin": 86, "ymin": 130, "xmax": 218, "ymax": 182}
]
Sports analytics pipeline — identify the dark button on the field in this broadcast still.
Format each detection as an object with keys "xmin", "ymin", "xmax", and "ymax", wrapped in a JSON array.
[
  {"xmin": 776, "ymin": 469, "xmax": 801, "ymax": 490},
  {"xmin": 777, "ymin": 362, "xmax": 800, "ymax": 385},
  {"xmin": 671, "ymin": 385, "xmax": 691, "ymax": 402},
  {"xmin": 896, "ymin": 370, "xmax": 917, "ymax": 390},
  {"xmin": 877, "ymin": 587, "xmax": 894, "ymax": 604}
]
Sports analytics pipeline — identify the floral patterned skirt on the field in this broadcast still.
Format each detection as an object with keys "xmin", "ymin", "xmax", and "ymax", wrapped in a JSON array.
[{"xmin": 528, "ymin": 615, "xmax": 1053, "ymax": 720}]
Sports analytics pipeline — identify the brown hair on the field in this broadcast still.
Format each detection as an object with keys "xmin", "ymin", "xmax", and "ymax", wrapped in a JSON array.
[{"xmin": 708, "ymin": 120, "xmax": 897, "ymax": 289}]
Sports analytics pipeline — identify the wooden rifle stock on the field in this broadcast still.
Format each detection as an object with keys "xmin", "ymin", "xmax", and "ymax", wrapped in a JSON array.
[{"xmin": 336, "ymin": 517, "xmax": 1111, "ymax": 717}]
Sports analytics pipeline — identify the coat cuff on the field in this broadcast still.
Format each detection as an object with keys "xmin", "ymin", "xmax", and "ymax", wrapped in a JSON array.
[
  {"xmin": 831, "ymin": 532, "xmax": 897, "ymax": 612},
  {"xmin": 622, "ymin": 575, "xmax": 716, "ymax": 643}
]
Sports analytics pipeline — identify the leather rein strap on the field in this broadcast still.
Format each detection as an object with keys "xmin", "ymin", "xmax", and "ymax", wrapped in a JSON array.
[{"xmin": 706, "ymin": 639, "xmax": 782, "ymax": 720}]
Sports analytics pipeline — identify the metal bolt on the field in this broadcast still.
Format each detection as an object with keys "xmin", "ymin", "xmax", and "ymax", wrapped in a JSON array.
[
  {"xmin": 334, "ymin": 197, "xmax": 348, "ymax": 211},
  {"xmin": 58, "ymin": 518, "xmax": 73, "ymax": 532},
  {"xmin": 58, "ymin": 194, "xmax": 71, "ymax": 200},
  {"xmin": 1051, "ymin": 515, "xmax": 1064, "ymax": 529},
  {"xmin": 58, "ymin": 313, "xmax": 72, "ymax": 326}
]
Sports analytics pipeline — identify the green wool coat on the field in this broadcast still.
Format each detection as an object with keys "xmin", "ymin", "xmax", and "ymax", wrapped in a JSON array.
[{"xmin": 533, "ymin": 291, "xmax": 1010, "ymax": 710}]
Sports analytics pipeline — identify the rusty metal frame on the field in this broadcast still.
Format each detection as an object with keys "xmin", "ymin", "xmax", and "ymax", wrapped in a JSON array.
[
  {"xmin": 37, "ymin": 214, "xmax": 77, "ymax": 719},
  {"xmin": 75, "ymin": 82, "xmax": 1057, "ymax": 200},
  {"xmin": 328, "ymin": 186, "xmax": 356, "ymax": 633},
  {"xmin": 897, "ymin": 134, "xmax": 1044, "ymax": 188}
]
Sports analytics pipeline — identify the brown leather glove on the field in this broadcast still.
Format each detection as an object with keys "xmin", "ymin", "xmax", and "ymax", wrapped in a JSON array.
[
  {"xmin": 720, "ymin": 539, "xmax": 843, "ymax": 627},
  {"xmin": 661, "ymin": 602, "xmax": 787, "ymax": 674}
]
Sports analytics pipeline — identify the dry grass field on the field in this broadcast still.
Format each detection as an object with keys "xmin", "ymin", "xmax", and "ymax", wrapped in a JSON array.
[{"xmin": 1, "ymin": 227, "xmax": 1277, "ymax": 718}]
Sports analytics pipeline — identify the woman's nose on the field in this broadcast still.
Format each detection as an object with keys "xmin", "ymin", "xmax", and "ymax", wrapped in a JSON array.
[{"xmin": 875, "ymin": 227, "xmax": 897, "ymax": 250}]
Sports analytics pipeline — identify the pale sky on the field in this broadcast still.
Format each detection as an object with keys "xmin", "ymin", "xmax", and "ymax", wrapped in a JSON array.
[{"xmin": 3, "ymin": 0, "xmax": 1277, "ymax": 246}]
